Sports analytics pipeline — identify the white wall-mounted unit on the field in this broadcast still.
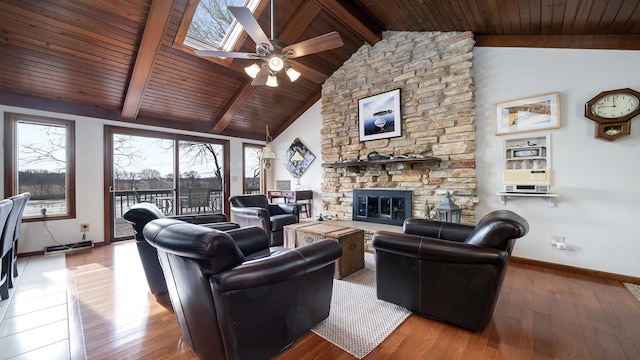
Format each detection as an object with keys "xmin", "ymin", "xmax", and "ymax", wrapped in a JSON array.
[{"xmin": 502, "ymin": 133, "xmax": 551, "ymax": 193}]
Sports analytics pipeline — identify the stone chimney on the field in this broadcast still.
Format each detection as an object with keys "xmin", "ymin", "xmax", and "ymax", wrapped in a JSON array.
[{"xmin": 320, "ymin": 31, "xmax": 478, "ymax": 223}]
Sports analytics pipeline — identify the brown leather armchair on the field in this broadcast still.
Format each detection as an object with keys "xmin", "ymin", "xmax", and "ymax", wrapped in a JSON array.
[
  {"xmin": 123, "ymin": 203, "xmax": 238, "ymax": 297},
  {"xmin": 143, "ymin": 219, "xmax": 343, "ymax": 360},
  {"xmin": 372, "ymin": 210, "xmax": 529, "ymax": 332},
  {"xmin": 229, "ymin": 194, "xmax": 301, "ymax": 246}
]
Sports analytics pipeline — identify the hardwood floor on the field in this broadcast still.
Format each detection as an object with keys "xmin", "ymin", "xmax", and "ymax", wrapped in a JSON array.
[{"xmin": 64, "ymin": 241, "xmax": 640, "ymax": 359}]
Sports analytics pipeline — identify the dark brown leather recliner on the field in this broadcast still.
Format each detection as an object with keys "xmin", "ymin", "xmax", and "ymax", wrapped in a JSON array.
[
  {"xmin": 372, "ymin": 210, "xmax": 529, "ymax": 332},
  {"xmin": 123, "ymin": 203, "xmax": 239, "ymax": 297},
  {"xmin": 229, "ymin": 194, "xmax": 301, "ymax": 246},
  {"xmin": 143, "ymin": 219, "xmax": 343, "ymax": 360}
]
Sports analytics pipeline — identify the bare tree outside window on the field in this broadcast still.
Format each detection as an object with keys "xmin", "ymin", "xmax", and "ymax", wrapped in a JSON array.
[
  {"xmin": 244, "ymin": 144, "xmax": 261, "ymax": 194},
  {"xmin": 188, "ymin": 0, "xmax": 243, "ymax": 46}
]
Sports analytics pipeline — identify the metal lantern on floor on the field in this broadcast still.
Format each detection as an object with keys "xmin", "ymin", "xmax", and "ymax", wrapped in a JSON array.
[{"xmin": 435, "ymin": 191, "xmax": 461, "ymax": 223}]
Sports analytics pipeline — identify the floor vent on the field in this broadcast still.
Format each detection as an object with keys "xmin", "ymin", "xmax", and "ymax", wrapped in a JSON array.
[{"xmin": 44, "ymin": 241, "xmax": 94, "ymax": 255}]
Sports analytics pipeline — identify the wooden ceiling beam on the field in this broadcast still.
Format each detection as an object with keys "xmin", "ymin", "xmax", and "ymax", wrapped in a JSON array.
[
  {"xmin": 475, "ymin": 35, "xmax": 640, "ymax": 50},
  {"xmin": 0, "ymin": 91, "xmax": 122, "ymax": 120},
  {"xmin": 314, "ymin": 0, "xmax": 381, "ymax": 45},
  {"xmin": 211, "ymin": 80, "xmax": 256, "ymax": 134},
  {"xmin": 121, "ymin": 0, "xmax": 174, "ymax": 121}
]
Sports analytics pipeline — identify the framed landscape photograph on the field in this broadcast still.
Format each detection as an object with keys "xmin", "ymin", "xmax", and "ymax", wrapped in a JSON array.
[
  {"xmin": 358, "ymin": 88, "xmax": 402, "ymax": 141},
  {"xmin": 495, "ymin": 92, "xmax": 560, "ymax": 135}
]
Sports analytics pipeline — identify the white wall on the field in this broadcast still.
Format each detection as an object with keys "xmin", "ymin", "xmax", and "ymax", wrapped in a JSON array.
[
  {"xmin": 272, "ymin": 47, "xmax": 640, "ymax": 278},
  {"xmin": 0, "ymin": 105, "xmax": 262, "ymax": 253},
  {"xmin": 270, "ymin": 101, "xmax": 324, "ymax": 216},
  {"xmin": 473, "ymin": 47, "xmax": 640, "ymax": 278}
]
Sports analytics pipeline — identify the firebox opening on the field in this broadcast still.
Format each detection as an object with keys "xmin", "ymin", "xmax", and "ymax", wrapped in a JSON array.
[{"xmin": 353, "ymin": 189, "xmax": 412, "ymax": 226}]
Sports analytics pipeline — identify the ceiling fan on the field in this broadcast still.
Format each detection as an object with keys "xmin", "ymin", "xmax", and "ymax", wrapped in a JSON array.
[{"xmin": 194, "ymin": 1, "xmax": 344, "ymax": 87}]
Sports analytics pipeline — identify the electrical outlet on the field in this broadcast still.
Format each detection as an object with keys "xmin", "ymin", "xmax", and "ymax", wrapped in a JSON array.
[
  {"xmin": 80, "ymin": 223, "xmax": 90, "ymax": 232},
  {"xmin": 551, "ymin": 235, "xmax": 565, "ymax": 247}
]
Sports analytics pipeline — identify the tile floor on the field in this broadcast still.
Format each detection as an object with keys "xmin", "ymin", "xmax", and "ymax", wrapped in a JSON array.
[{"xmin": 0, "ymin": 254, "xmax": 76, "ymax": 360}]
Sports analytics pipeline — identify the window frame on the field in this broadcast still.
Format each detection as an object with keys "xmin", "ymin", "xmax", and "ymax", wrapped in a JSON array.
[
  {"xmin": 173, "ymin": 0, "xmax": 269, "ymax": 65},
  {"xmin": 3, "ymin": 113, "xmax": 77, "ymax": 222}
]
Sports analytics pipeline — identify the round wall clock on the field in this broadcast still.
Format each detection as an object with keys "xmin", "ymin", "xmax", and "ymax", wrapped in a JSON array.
[
  {"xmin": 585, "ymin": 88, "xmax": 640, "ymax": 122},
  {"xmin": 585, "ymin": 88, "xmax": 640, "ymax": 141}
]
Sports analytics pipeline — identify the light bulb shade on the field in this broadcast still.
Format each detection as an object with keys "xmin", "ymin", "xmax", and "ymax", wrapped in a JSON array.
[
  {"xmin": 244, "ymin": 63, "xmax": 261, "ymax": 78},
  {"xmin": 268, "ymin": 56, "xmax": 284, "ymax": 71},
  {"xmin": 261, "ymin": 144, "xmax": 277, "ymax": 159},
  {"xmin": 266, "ymin": 74, "xmax": 278, "ymax": 87},
  {"xmin": 285, "ymin": 67, "xmax": 301, "ymax": 82}
]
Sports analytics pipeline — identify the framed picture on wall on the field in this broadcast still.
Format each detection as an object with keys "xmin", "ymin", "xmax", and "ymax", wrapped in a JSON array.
[
  {"xmin": 495, "ymin": 92, "xmax": 560, "ymax": 135},
  {"xmin": 358, "ymin": 88, "xmax": 402, "ymax": 141}
]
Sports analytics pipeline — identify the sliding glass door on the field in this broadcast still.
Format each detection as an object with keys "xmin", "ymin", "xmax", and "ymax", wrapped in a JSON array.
[{"xmin": 105, "ymin": 126, "xmax": 229, "ymax": 242}]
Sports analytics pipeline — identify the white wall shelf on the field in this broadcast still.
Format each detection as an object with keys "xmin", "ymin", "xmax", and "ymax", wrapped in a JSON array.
[{"xmin": 497, "ymin": 192, "xmax": 558, "ymax": 207}]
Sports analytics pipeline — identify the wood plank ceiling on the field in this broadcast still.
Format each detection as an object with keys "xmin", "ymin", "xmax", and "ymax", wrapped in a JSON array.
[{"xmin": 1, "ymin": 0, "xmax": 639, "ymax": 141}]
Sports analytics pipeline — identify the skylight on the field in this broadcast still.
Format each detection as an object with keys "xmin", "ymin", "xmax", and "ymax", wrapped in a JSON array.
[{"xmin": 184, "ymin": 0, "xmax": 262, "ymax": 52}]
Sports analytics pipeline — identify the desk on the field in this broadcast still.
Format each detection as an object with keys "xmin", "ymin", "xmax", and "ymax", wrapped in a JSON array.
[{"xmin": 267, "ymin": 190, "xmax": 313, "ymax": 218}]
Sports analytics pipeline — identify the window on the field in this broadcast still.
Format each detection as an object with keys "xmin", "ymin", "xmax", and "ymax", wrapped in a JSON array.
[
  {"xmin": 4, "ymin": 113, "xmax": 76, "ymax": 221},
  {"xmin": 106, "ymin": 126, "xmax": 230, "ymax": 241},
  {"xmin": 243, "ymin": 143, "xmax": 261, "ymax": 194},
  {"xmin": 178, "ymin": 0, "xmax": 263, "ymax": 54}
]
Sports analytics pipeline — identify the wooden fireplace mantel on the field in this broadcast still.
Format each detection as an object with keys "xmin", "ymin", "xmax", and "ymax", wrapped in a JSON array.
[{"xmin": 321, "ymin": 157, "xmax": 440, "ymax": 170}]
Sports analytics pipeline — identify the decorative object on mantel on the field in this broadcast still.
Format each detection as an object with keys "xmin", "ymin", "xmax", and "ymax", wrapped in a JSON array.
[
  {"xmin": 282, "ymin": 138, "xmax": 315, "ymax": 183},
  {"xmin": 358, "ymin": 88, "xmax": 402, "ymax": 141},
  {"xmin": 423, "ymin": 199, "xmax": 431, "ymax": 219},
  {"xmin": 494, "ymin": 92, "xmax": 560, "ymax": 135},
  {"xmin": 584, "ymin": 88, "xmax": 640, "ymax": 141},
  {"xmin": 435, "ymin": 191, "xmax": 461, "ymax": 223}
]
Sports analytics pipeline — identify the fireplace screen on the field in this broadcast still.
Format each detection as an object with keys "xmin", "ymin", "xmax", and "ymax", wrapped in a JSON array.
[{"xmin": 353, "ymin": 189, "xmax": 412, "ymax": 226}]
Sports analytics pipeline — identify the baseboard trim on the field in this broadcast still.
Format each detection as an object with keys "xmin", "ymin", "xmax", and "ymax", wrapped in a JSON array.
[{"xmin": 511, "ymin": 256, "xmax": 640, "ymax": 284}]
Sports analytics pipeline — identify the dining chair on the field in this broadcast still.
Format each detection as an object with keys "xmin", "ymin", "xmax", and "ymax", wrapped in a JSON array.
[{"xmin": 0, "ymin": 199, "xmax": 14, "ymax": 300}]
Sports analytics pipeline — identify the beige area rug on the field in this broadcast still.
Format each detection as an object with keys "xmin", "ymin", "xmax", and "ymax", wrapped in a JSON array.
[
  {"xmin": 311, "ymin": 252, "xmax": 411, "ymax": 359},
  {"xmin": 624, "ymin": 283, "xmax": 640, "ymax": 303}
]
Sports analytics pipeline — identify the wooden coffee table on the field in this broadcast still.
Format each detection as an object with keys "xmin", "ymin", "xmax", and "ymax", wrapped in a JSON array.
[{"xmin": 284, "ymin": 223, "xmax": 364, "ymax": 279}]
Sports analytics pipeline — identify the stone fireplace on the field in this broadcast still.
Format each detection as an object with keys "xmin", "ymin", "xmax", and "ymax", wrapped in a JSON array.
[
  {"xmin": 319, "ymin": 31, "xmax": 478, "ymax": 225},
  {"xmin": 352, "ymin": 189, "xmax": 412, "ymax": 226}
]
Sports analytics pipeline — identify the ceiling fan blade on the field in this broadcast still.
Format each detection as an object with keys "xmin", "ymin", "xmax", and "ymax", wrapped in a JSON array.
[
  {"xmin": 229, "ymin": 6, "xmax": 274, "ymax": 51},
  {"xmin": 194, "ymin": 50, "xmax": 259, "ymax": 59},
  {"xmin": 289, "ymin": 60, "xmax": 328, "ymax": 84},
  {"xmin": 283, "ymin": 32, "xmax": 344, "ymax": 58},
  {"xmin": 251, "ymin": 66, "xmax": 269, "ymax": 86}
]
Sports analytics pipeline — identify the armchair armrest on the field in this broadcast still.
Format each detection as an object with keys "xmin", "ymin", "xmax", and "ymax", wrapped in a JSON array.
[
  {"xmin": 268, "ymin": 203, "xmax": 301, "ymax": 217},
  {"xmin": 215, "ymin": 241, "xmax": 342, "ymax": 291},
  {"xmin": 373, "ymin": 231, "xmax": 507, "ymax": 265},
  {"xmin": 403, "ymin": 217, "xmax": 475, "ymax": 242},
  {"xmin": 230, "ymin": 207, "xmax": 270, "ymax": 230},
  {"xmin": 171, "ymin": 213, "xmax": 228, "ymax": 224}
]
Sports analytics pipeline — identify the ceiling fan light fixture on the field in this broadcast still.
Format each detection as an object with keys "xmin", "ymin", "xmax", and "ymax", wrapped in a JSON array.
[
  {"xmin": 285, "ymin": 66, "xmax": 301, "ymax": 82},
  {"xmin": 268, "ymin": 56, "xmax": 284, "ymax": 71},
  {"xmin": 266, "ymin": 73, "xmax": 278, "ymax": 87},
  {"xmin": 244, "ymin": 63, "xmax": 261, "ymax": 78}
]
